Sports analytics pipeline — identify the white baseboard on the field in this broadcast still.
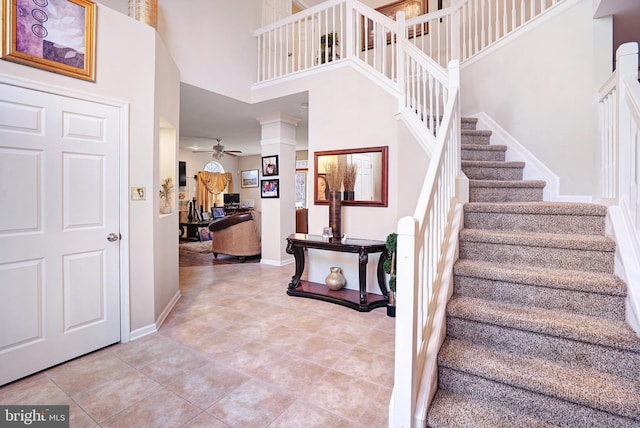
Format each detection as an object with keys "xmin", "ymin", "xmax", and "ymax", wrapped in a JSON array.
[
  {"xmin": 128, "ymin": 290, "xmax": 181, "ymax": 341},
  {"xmin": 261, "ymin": 257, "xmax": 294, "ymax": 267},
  {"xmin": 155, "ymin": 290, "xmax": 181, "ymax": 330},
  {"xmin": 129, "ymin": 324, "xmax": 157, "ymax": 341},
  {"xmin": 471, "ymin": 112, "xmax": 592, "ymax": 203}
]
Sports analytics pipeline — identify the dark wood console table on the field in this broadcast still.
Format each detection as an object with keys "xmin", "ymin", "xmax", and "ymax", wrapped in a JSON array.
[{"xmin": 285, "ymin": 233, "xmax": 390, "ymax": 312}]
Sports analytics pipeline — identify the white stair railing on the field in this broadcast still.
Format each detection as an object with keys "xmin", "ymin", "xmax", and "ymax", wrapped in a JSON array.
[
  {"xmin": 392, "ymin": 57, "xmax": 461, "ymax": 428},
  {"xmin": 598, "ymin": 42, "xmax": 640, "ymax": 336},
  {"xmin": 255, "ymin": 0, "xmax": 400, "ymax": 83},
  {"xmin": 406, "ymin": 0, "xmax": 564, "ymax": 67}
]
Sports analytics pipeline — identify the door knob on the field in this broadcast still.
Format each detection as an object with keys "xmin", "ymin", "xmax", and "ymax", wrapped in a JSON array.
[{"xmin": 107, "ymin": 233, "xmax": 120, "ymax": 242}]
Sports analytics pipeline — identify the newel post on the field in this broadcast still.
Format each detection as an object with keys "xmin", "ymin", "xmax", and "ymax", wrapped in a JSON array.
[
  {"xmin": 616, "ymin": 42, "xmax": 639, "ymax": 208},
  {"xmin": 390, "ymin": 215, "xmax": 419, "ymax": 428},
  {"xmin": 396, "ymin": 11, "xmax": 406, "ymax": 112}
]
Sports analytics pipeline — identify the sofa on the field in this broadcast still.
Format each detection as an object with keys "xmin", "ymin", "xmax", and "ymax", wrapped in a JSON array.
[{"xmin": 208, "ymin": 211, "xmax": 261, "ymax": 261}]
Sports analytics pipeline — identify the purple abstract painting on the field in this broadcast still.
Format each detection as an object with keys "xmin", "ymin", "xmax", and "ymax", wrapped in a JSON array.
[{"xmin": 15, "ymin": 0, "xmax": 86, "ymax": 68}]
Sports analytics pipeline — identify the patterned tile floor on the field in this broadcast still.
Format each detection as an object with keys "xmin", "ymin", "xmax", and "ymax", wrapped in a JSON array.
[{"xmin": 0, "ymin": 252, "xmax": 395, "ymax": 427}]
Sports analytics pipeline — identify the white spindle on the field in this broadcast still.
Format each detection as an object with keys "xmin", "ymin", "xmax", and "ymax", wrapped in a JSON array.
[
  {"xmin": 530, "ymin": 0, "xmax": 535, "ymax": 21},
  {"xmin": 503, "ymin": 0, "xmax": 507, "ymax": 38},
  {"xmin": 473, "ymin": 0, "xmax": 478, "ymax": 55},
  {"xmin": 480, "ymin": 0, "xmax": 486, "ymax": 49}
]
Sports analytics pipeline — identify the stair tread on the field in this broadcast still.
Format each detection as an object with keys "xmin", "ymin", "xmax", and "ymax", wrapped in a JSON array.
[
  {"xmin": 428, "ymin": 390, "xmax": 557, "ymax": 428},
  {"xmin": 459, "ymin": 228, "xmax": 616, "ymax": 251},
  {"xmin": 461, "ymin": 143, "xmax": 506, "ymax": 151},
  {"xmin": 464, "ymin": 201, "xmax": 608, "ymax": 216},
  {"xmin": 462, "ymin": 160, "xmax": 525, "ymax": 168},
  {"xmin": 439, "ymin": 338, "xmax": 640, "ymax": 420},
  {"xmin": 447, "ymin": 295, "xmax": 640, "ymax": 352},
  {"xmin": 462, "ymin": 129, "xmax": 493, "ymax": 136},
  {"xmin": 454, "ymin": 259, "xmax": 626, "ymax": 296},
  {"xmin": 469, "ymin": 179, "xmax": 546, "ymax": 188}
]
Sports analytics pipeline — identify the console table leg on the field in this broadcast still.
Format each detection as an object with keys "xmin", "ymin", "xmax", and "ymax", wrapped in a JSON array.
[
  {"xmin": 287, "ymin": 244, "xmax": 305, "ymax": 289},
  {"xmin": 377, "ymin": 249, "xmax": 390, "ymax": 299},
  {"xmin": 358, "ymin": 249, "xmax": 369, "ymax": 305}
]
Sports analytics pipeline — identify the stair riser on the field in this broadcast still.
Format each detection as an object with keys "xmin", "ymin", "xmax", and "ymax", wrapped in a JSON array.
[
  {"xmin": 469, "ymin": 187, "xmax": 543, "ymax": 203},
  {"xmin": 464, "ymin": 212, "xmax": 606, "ymax": 235},
  {"xmin": 453, "ymin": 275, "xmax": 625, "ymax": 320},
  {"xmin": 462, "ymin": 134, "xmax": 491, "ymax": 145},
  {"xmin": 458, "ymin": 241, "xmax": 615, "ymax": 273},
  {"xmin": 461, "ymin": 148, "xmax": 506, "ymax": 162},
  {"xmin": 461, "ymin": 119, "xmax": 477, "ymax": 130},
  {"xmin": 446, "ymin": 317, "xmax": 638, "ymax": 380},
  {"xmin": 462, "ymin": 166, "xmax": 524, "ymax": 181},
  {"xmin": 438, "ymin": 367, "xmax": 639, "ymax": 427}
]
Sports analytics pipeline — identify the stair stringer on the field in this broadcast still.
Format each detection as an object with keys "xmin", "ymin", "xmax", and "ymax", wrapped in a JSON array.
[
  {"xmin": 470, "ymin": 112, "xmax": 592, "ymax": 203},
  {"xmin": 396, "ymin": 108, "xmax": 436, "ymax": 158},
  {"xmin": 608, "ymin": 205, "xmax": 640, "ymax": 337}
]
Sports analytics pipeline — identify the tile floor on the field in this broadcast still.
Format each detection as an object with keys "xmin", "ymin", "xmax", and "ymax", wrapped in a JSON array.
[{"xmin": 0, "ymin": 254, "xmax": 395, "ymax": 427}]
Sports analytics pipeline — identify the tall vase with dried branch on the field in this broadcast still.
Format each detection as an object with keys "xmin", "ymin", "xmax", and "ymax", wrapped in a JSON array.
[
  {"xmin": 343, "ymin": 163, "xmax": 358, "ymax": 201},
  {"xmin": 159, "ymin": 177, "xmax": 174, "ymax": 214},
  {"xmin": 325, "ymin": 161, "xmax": 345, "ymax": 240}
]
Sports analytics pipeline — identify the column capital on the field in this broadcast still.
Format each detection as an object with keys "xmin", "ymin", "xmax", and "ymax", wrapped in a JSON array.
[{"xmin": 256, "ymin": 112, "xmax": 302, "ymax": 127}]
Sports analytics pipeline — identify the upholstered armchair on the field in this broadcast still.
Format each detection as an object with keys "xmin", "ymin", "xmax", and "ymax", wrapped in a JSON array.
[{"xmin": 208, "ymin": 211, "xmax": 261, "ymax": 261}]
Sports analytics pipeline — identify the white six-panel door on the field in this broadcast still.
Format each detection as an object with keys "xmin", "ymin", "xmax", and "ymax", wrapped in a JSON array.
[{"xmin": 0, "ymin": 83, "xmax": 121, "ymax": 385}]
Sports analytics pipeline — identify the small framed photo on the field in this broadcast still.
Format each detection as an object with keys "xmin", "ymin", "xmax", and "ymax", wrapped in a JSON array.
[
  {"xmin": 296, "ymin": 160, "xmax": 308, "ymax": 170},
  {"xmin": 241, "ymin": 169, "xmax": 259, "ymax": 188},
  {"xmin": 262, "ymin": 155, "xmax": 279, "ymax": 177},
  {"xmin": 261, "ymin": 179, "xmax": 280, "ymax": 198},
  {"xmin": 1, "ymin": 0, "xmax": 97, "ymax": 82}
]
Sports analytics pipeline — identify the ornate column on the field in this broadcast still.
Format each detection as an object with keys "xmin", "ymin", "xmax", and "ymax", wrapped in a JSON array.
[{"xmin": 128, "ymin": 0, "xmax": 157, "ymax": 28}]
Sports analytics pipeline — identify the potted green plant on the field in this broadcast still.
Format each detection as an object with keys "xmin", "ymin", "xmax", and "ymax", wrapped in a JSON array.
[
  {"xmin": 320, "ymin": 32, "xmax": 339, "ymax": 64},
  {"xmin": 383, "ymin": 232, "xmax": 397, "ymax": 317}
]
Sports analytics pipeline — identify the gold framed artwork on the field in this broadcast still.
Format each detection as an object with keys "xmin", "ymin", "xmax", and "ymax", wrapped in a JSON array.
[
  {"xmin": 1, "ymin": 0, "xmax": 97, "ymax": 81},
  {"xmin": 363, "ymin": 0, "xmax": 427, "ymax": 50}
]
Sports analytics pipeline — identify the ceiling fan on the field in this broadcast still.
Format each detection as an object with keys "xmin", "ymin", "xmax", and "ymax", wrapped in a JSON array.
[{"xmin": 191, "ymin": 138, "xmax": 242, "ymax": 159}]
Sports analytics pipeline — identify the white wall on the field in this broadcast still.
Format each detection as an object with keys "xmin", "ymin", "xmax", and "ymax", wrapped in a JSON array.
[
  {"xmin": 0, "ymin": 4, "xmax": 181, "ymax": 334},
  {"xmin": 154, "ymin": 37, "xmax": 181, "ymax": 326},
  {"xmin": 157, "ymin": 0, "xmax": 261, "ymax": 103},
  {"xmin": 460, "ymin": 0, "xmax": 612, "ymax": 197}
]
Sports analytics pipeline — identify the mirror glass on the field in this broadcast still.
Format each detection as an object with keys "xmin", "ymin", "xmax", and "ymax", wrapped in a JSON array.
[{"xmin": 314, "ymin": 146, "xmax": 388, "ymax": 206}]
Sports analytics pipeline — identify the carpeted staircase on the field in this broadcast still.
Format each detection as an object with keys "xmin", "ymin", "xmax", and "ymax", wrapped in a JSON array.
[{"xmin": 426, "ymin": 118, "xmax": 640, "ymax": 427}]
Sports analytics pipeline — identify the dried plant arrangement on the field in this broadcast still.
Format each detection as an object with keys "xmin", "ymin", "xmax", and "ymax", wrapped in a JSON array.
[
  {"xmin": 343, "ymin": 163, "xmax": 358, "ymax": 192},
  {"xmin": 324, "ymin": 160, "xmax": 345, "ymax": 193}
]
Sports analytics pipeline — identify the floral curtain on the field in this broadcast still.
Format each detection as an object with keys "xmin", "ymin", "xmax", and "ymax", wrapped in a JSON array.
[{"xmin": 197, "ymin": 172, "xmax": 233, "ymax": 213}]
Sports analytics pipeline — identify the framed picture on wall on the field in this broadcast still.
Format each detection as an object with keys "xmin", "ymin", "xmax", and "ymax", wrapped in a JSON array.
[
  {"xmin": 262, "ymin": 155, "xmax": 279, "ymax": 176},
  {"xmin": 362, "ymin": 0, "xmax": 428, "ymax": 50},
  {"xmin": 1, "ymin": 0, "xmax": 97, "ymax": 81},
  {"xmin": 261, "ymin": 179, "xmax": 279, "ymax": 198},
  {"xmin": 241, "ymin": 169, "xmax": 259, "ymax": 188},
  {"xmin": 295, "ymin": 171, "xmax": 307, "ymax": 207}
]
